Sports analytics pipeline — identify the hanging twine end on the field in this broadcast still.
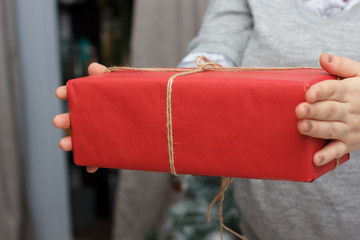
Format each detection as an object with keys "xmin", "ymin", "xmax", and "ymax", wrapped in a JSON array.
[{"xmin": 206, "ymin": 177, "xmax": 247, "ymax": 240}]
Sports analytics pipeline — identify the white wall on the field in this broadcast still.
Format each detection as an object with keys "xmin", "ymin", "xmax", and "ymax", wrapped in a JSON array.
[{"xmin": 15, "ymin": 0, "xmax": 72, "ymax": 239}]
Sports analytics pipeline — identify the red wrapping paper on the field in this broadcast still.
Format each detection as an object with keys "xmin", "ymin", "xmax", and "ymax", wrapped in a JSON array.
[{"xmin": 67, "ymin": 68, "xmax": 349, "ymax": 182}]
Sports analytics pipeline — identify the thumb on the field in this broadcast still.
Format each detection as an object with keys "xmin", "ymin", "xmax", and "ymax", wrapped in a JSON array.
[
  {"xmin": 320, "ymin": 53, "xmax": 360, "ymax": 78},
  {"xmin": 88, "ymin": 62, "xmax": 107, "ymax": 76}
]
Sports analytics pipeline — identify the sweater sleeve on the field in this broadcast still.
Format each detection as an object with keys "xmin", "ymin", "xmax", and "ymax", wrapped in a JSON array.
[{"xmin": 187, "ymin": 0, "xmax": 253, "ymax": 66}]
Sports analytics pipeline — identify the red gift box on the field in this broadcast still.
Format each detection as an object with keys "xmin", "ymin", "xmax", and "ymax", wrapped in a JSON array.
[{"xmin": 67, "ymin": 68, "xmax": 349, "ymax": 182}]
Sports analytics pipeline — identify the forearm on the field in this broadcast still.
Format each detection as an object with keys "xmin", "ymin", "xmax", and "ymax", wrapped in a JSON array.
[{"xmin": 187, "ymin": 0, "xmax": 253, "ymax": 66}]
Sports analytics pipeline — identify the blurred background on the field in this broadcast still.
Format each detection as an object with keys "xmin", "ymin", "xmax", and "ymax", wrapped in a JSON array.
[{"xmin": 0, "ymin": 0, "xmax": 241, "ymax": 239}]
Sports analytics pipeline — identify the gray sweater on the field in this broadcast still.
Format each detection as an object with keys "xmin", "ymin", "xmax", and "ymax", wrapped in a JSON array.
[{"xmin": 188, "ymin": 0, "xmax": 360, "ymax": 239}]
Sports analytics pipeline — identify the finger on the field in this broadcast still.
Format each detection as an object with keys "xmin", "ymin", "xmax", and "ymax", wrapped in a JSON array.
[
  {"xmin": 55, "ymin": 86, "xmax": 67, "ymax": 100},
  {"xmin": 305, "ymin": 79, "xmax": 348, "ymax": 103},
  {"xmin": 59, "ymin": 136, "xmax": 72, "ymax": 151},
  {"xmin": 313, "ymin": 140, "xmax": 347, "ymax": 166},
  {"xmin": 88, "ymin": 62, "xmax": 107, "ymax": 76},
  {"xmin": 86, "ymin": 166, "xmax": 99, "ymax": 173},
  {"xmin": 295, "ymin": 101, "xmax": 348, "ymax": 121},
  {"xmin": 297, "ymin": 120, "xmax": 348, "ymax": 139},
  {"xmin": 53, "ymin": 113, "xmax": 71, "ymax": 129},
  {"xmin": 320, "ymin": 53, "xmax": 360, "ymax": 78}
]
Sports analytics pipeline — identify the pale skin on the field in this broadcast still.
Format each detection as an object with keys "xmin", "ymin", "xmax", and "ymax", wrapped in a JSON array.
[{"xmin": 53, "ymin": 53, "xmax": 360, "ymax": 173}]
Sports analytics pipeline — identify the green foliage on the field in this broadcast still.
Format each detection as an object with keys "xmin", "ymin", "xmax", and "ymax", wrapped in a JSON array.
[
  {"xmin": 145, "ymin": 230, "xmax": 158, "ymax": 240},
  {"xmin": 166, "ymin": 176, "xmax": 241, "ymax": 240}
]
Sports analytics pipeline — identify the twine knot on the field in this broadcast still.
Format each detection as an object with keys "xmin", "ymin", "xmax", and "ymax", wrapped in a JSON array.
[{"xmin": 195, "ymin": 55, "xmax": 224, "ymax": 71}]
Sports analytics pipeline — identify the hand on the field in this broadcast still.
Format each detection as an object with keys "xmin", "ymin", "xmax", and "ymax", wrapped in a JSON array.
[
  {"xmin": 296, "ymin": 53, "xmax": 360, "ymax": 166},
  {"xmin": 53, "ymin": 62, "xmax": 107, "ymax": 173}
]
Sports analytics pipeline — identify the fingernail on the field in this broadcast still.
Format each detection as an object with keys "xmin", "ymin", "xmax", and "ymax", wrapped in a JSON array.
[
  {"xmin": 305, "ymin": 121, "xmax": 312, "ymax": 132},
  {"xmin": 303, "ymin": 105, "xmax": 310, "ymax": 117},
  {"xmin": 317, "ymin": 155, "xmax": 325, "ymax": 166},
  {"xmin": 328, "ymin": 54, "xmax": 333, "ymax": 63}
]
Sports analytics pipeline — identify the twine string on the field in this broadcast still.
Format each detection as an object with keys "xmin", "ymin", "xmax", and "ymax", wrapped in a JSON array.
[
  {"xmin": 166, "ymin": 69, "xmax": 203, "ymax": 175},
  {"xmin": 166, "ymin": 56, "xmax": 218, "ymax": 175},
  {"xmin": 207, "ymin": 177, "xmax": 247, "ymax": 240}
]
